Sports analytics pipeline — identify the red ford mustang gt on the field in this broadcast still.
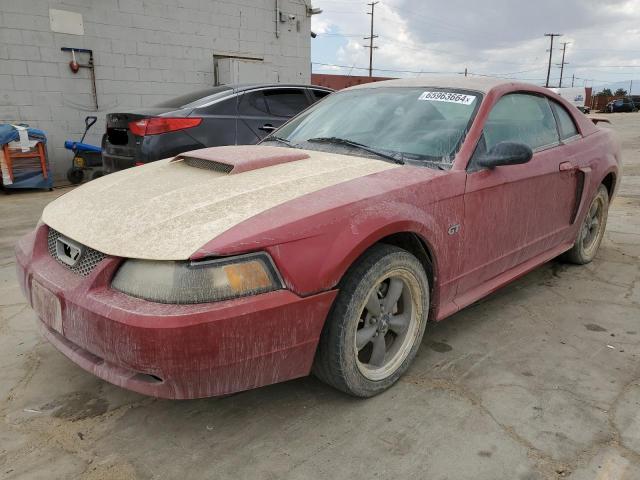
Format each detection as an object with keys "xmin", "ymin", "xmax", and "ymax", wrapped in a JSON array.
[{"xmin": 16, "ymin": 77, "xmax": 621, "ymax": 399}]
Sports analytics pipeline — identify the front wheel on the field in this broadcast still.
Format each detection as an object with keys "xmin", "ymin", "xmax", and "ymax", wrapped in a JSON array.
[
  {"xmin": 563, "ymin": 184, "xmax": 609, "ymax": 264},
  {"xmin": 313, "ymin": 244, "xmax": 429, "ymax": 397}
]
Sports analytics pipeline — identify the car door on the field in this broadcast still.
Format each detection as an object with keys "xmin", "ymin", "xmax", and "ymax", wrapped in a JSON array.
[
  {"xmin": 237, "ymin": 88, "xmax": 312, "ymax": 141},
  {"xmin": 190, "ymin": 92, "xmax": 259, "ymax": 146},
  {"xmin": 234, "ymin": 89, "xmax": 275, "ymax": 143},
  {"xmin": 624, "ymin": 98, "xmax": 636, "ymax": 111},
  {"xmin": 455, "ymin": 92, "xmax": 579, "ymax": 300}
]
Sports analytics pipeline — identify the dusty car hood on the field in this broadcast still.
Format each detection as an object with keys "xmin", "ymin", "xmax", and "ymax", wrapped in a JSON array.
[{"xmin": 42, "ymin": 146, "xmax": 399, "ymax": 260}]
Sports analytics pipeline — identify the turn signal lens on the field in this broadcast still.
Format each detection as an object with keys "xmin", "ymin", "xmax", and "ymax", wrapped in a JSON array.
[{"xmin": 224, "ymin": 261, "xmax": 273, "ymax": 293}]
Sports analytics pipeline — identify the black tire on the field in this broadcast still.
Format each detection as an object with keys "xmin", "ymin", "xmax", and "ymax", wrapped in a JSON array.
[
  {"xmin": 563, "ymin": 184, "xmax": 609, "ymax": 264},
  {"xmin": 313, "ymin": 244, "xmax": 429, "ymax": 397},
  {"xmin": 67, "ymin": 168, "xmax": 84, "ymax": 185}
]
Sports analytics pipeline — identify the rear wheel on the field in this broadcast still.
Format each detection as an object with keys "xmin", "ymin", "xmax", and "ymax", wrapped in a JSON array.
[
  {"xmin": 313, "ymin": 244, "xmax": 429, "ymax": 397},
  {"xmin": 563, "ymin": 184, "xmax": 609, "ymax": 264},
  {"xmin": 66, "ymin": 168, "xmax": 84, "ymax": 185}
]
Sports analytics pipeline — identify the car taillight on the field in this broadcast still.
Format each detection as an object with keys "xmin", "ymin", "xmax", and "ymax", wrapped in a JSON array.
[{"xmin": 128, "ymin": 117, "xmax": 202, "ymax": 136}]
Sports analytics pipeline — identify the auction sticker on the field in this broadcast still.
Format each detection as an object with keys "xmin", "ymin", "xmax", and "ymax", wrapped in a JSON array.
[{"xmin": 418, "ymin": 91, "xmax": 476, "ymax": 105}]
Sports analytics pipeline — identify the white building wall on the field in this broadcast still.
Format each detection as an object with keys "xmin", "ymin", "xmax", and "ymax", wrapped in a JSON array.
[{"xmin": 0, "ymin": 0, "xmax": 311, "ymax": 181}]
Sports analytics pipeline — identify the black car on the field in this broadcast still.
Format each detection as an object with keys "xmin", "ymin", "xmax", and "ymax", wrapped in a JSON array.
[
  {"xmin": 606, "ymin": 97, "xmax": 638, "ymax": 113},
  {"xmin": 102, "ymin": 84, "xmax": 333, "ymax": 172}
]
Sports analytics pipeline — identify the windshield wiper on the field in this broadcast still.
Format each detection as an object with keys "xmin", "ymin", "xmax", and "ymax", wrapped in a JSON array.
[
  {"xmin": 305, "ymin": 137, "xmax": 404, "ymax": 165},
  {"xmin": 262, "ymin": 136, "xmax": 295, "ymax": 148}
]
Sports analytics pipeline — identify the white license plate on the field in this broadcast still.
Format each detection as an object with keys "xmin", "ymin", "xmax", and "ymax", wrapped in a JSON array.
[{"xmin": 31, "ymin": 280, "xmax": 63, "ymax": 335}]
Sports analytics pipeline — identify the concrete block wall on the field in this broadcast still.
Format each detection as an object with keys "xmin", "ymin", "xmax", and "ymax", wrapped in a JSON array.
[{"xmin": 0, "ymin": 0, "xmax": 311, "ymax": 182}]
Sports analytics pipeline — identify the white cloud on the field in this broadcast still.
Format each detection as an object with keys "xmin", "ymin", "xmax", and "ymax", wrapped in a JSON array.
[
  {"xmin": 311, "ymin": 0, "xmax": 640, "ymax": 88},
  {"xmin": 311, "ymin": 16, "xmax": 331, "ymax": 34}
]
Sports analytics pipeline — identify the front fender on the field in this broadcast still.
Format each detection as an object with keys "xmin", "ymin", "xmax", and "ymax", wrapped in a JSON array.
[{"xmin": 265, "ymin": 199, "xmax": 449, "ymax": 296}]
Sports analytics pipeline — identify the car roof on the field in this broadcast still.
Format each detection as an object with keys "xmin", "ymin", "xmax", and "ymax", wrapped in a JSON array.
[
  {"xmin": 344, "ymin": 75, "xmax": 516, "ymax": 94},
  {"xmin": 230, "ymin": 83, "xmax": 334, "ymax": 92},
  {"xmin": 155, "ymin": 84, "xmax": 335, "ymax": 110}
]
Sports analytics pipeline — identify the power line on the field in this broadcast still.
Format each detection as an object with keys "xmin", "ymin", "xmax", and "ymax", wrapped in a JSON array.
[
  {"xmin": 571, "ymin": 64, "xmax": 640, "ymax": 68},
  {"xmin": 363, "ymin": 2, "xmax": 379, "ymax": 77},
  {"xmin": 316, "ymin": 29, "xmax": 640, "ymax": 72},
  {"xmin": 320, "ymin": 4, "xmax": 494, "ymax": 38},
  {"xmin": 544, "ymin": 33, "xmax": 562, "ymax": 87},
  {"xmin": 313, "ymin": 26, "xmax": 639, "ymax": 84},
  {"xmin": 311, "ymin": 61, "xmax": 458, "ymax": 75},
  {"xmin": 315, "ymin": 32, "xmax": 367, "ymax": 37},
  {"xmin": 311, "ymin": 61, "xmax": 552, "ymax": 81},
  {"xmin": 315, "ymin": 30, "xmax": 549, "ymax": 68}
]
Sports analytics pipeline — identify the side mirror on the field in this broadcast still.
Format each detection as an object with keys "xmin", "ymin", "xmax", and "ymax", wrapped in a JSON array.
[{"xmin": 476, "ymin": 141, "xmax": 533, "ymax": 169}]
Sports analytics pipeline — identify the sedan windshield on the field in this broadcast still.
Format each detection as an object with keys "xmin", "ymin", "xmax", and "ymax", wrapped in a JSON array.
[{"xmin": 268, "ymin": 87, "xmax": 481, "ymax": 168}]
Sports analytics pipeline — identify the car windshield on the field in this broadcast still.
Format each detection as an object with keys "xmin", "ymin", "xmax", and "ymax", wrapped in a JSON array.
[{"xmin": 269, "ymin": 86, "xmax": 481, "ymax": 167}]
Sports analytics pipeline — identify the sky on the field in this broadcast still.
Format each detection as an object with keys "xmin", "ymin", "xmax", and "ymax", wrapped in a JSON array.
[{"xmin": 310, "ymin": 0, "xmax": 640, "ymax": 93}]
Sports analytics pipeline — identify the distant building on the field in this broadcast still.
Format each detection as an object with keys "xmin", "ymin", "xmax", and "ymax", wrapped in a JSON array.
[
  {"xmin": 311, "ymin": 73, "xmax": 392, "ymax": 90},
  {"xmin": 549, "ymin": 87, "xmax": 593, "ymax": 112}
]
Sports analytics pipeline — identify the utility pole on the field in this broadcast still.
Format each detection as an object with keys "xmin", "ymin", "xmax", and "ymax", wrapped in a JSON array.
[
  {"xmin": 364, "ymin": 2, "xmax": 379, "ymax": 77},
  {"xmin": 558, "ymin": 41, "xmax": 570, "ymax": 88},
  {"xmin": 544, "ymin": 33, "xmax": 562, "ymax": 88},
  {"xmin": 571, "ymin": 73, "xmax": 575, "ymax": 87}
]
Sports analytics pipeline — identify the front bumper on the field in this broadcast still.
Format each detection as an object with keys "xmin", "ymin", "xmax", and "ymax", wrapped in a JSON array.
[{"xmin": 15, "ymin": 226, "xmax": 337, "ymax": 399}]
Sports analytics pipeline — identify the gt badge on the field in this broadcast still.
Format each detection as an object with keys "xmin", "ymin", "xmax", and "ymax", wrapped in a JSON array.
[{"xmin": 447, "ymin": 224, "xmax": 460, "ymax": 236}]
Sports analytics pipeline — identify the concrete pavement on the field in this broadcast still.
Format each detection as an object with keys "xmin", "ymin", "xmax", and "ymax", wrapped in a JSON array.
[{"xmin": 1, "ymin": 113, "xmax": 639, "ymax": 479}]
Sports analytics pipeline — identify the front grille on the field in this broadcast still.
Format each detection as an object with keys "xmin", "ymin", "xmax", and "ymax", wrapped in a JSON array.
[
  {"xmin": 181, "ymin": 156, "xmax": 233, "ymax": 174},
  {"xmin": 47, "ymin": 228, "xmax": 106, "ymax": 276}
]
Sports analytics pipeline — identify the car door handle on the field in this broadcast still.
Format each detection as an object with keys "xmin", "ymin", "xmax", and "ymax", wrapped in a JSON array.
[
  {"xmin": 259, "ymin": 124, "xmax": 276, "ymax": 132},
  {"xmin": 559, "ymin": 161, "xmax": 577, "ymax": 171}
]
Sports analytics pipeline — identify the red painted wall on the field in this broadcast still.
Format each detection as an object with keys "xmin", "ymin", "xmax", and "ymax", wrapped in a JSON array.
[{"xmin": 311, "ymin": 73, "xmax": 394, "ymax": 90}]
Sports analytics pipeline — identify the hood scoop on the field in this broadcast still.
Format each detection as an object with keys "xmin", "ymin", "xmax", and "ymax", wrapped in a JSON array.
[{"xmin": 172, "ymin": 145, "xmax": 310, "ymax": 174}]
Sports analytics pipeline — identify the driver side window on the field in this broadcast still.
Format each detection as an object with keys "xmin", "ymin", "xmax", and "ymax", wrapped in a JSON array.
[{"xmin": 472, "ymin": 93, "xmax": 560, "ymax": 167}]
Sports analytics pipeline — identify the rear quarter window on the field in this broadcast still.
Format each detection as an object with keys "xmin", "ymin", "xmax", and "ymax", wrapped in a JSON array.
[
  {"xmin": 155, "ymin": 86, "xmax": 232, "ymax": 109},
  {"xmin": 194, "ymin": 91, "xmax": 270, "ymax": 116},
  {"xmin": 550, "ymin": 101, "xmax": 579, "ymax": 140},
  {"xmin": 311, "ymin": 89, "xmax": 332, "ymax": 101}
]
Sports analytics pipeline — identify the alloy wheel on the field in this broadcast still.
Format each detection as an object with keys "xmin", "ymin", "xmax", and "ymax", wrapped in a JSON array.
[
  {"xmin": 581, "ymin": 195, "xmax": 606, "ymax": 256},
  {"xmin": 354, "ymin": 270, "xmax": 420, "ymax": 381}
]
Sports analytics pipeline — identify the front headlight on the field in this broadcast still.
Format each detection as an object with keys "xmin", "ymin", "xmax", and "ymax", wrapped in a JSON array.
[{"xmin": 111, "ymin": 253, "xmax": 283, "ymax": 304}]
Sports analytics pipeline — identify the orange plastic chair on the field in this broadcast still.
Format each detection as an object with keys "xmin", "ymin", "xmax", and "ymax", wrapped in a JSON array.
[{"xmin": 2, "ymin": 142, "xmax": 48, "ymax": 183}]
